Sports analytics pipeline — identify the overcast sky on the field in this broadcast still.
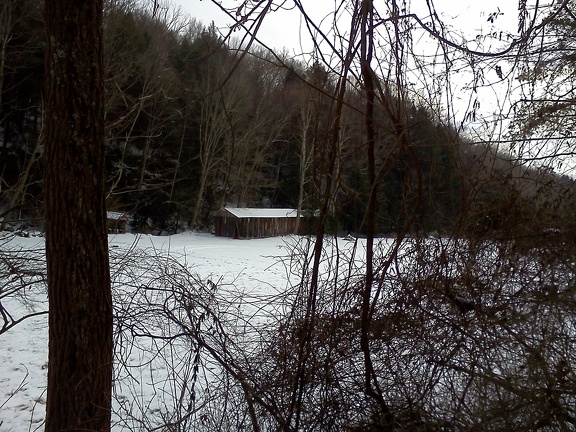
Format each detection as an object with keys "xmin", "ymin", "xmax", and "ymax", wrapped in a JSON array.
[{"xmin": 175, "ymin": 0, "xmax": 519, "ymax": 55}]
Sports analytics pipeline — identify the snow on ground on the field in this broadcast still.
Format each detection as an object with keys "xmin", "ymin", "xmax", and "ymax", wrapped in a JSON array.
[
  {"xmin": 109, "ymin": 231, "xmax": 294, "ymax": 293},
  {"xmin": 0, "ymin": 232, "xmax": 307, "ymax": 431},
  {"xmin": 1, "ymin": 235, "xmax": 47, "ymax": 431},
  {"xmin": 0, "ymin": 312, "xmax": 47, "ymax": 431}
]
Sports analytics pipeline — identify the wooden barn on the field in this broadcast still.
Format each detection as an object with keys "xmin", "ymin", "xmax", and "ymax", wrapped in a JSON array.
[{"xmin": 213, "ymin": 207, "xmax": 305, "ymax": 238}]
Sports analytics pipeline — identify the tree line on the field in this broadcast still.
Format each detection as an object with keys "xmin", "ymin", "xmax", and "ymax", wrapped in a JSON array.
[{"xmin": 3, "ymin": 0, "xmax": 572, "ymax": 236}]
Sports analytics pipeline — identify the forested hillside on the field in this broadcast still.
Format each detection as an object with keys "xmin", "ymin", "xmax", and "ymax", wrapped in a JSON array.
[{"xmin": 1, "ymin": 0, "xmax": 574, "ymax": 237}]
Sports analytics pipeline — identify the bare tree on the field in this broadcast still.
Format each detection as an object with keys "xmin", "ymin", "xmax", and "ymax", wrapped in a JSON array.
[
  {"xmin": 103, "ymin": 0, "xmax": 188, "ymax": 210},
  {"xmin": 218, "ymin": 50, "xmax": 289, "ymax": 209},
  {"xmin": 3, "ymin": 0, "xmax": 573, "ymax": 430},
  {"xmin": 0, "ymin": 0, "xmax": 14, "ymax": 111},
  {"xmin": 189, "ymin": 85, "xmax": 234, "ymax": 228},
  {"xmin": 185, "ymin": 0, "xmax": 576, "ymax": 430},
  {"xmin": 0, "ymin": 233, "xmax": 46, "ymax": 336},
  {"xmin": 105, "ymin": 0, "xmax": 576, "ymax": 428},
  {"xmin": 0, "ymin": 0, "xmax": 44, "ymax": 230}
]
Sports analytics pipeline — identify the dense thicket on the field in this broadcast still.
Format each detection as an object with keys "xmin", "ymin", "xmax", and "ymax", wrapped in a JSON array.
[{"xmin": 0, "ymin": 0, "xmax": 573, "ymax": 236}]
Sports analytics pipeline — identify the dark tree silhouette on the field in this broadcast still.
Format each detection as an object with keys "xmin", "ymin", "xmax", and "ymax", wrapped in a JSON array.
[{"xmin": 43, "ymin": 0, "xmax": 113, "ymax": 430}]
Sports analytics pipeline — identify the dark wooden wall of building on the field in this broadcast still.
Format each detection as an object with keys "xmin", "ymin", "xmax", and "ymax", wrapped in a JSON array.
[{"xmin": 213, "ymin": 216, "xmax": 310, "ymax": 238}]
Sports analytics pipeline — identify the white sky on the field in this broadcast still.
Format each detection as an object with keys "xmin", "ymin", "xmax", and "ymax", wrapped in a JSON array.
[{"xmin": 175, "ymin": 0, "xmax": 520, "ymax": 54}]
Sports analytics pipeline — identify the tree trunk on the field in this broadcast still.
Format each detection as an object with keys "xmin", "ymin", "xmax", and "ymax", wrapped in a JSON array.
[
  {"xmin": 296, "ymin": 103, "xmax": 313, "ymax": 233},
  {"xmin": 0, "ymin": 0, "xmax": 13, "ymax": 110},
  {"xmin": 44, "ymin": 0, "xmax": 113, "ymax": 431},
  {"xmin": 189, "ymin": 167, "xmax": 208, "ymax": 229}
]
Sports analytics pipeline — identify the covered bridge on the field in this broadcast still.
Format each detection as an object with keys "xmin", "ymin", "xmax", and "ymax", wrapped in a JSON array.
[{"xmin": 213, "ymin": 207, "xmax": 306, "ymax": 238}]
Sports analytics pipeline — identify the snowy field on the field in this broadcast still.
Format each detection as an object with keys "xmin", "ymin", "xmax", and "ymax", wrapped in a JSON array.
[
  {"xmin": 0, "ymin": 232, "xmax": 322, "ymax": 431},
  {"xmin": 4, "ymin": 231, "xmax": 574, "ymax": 430},
  {"xmin": 0, "ymin": 233, "xmax": 289, "ymax": 432}
]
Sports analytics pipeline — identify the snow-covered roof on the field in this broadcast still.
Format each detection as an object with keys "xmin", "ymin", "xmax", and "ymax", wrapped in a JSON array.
[
  {"xmin": 220, "ymin": 207, "xmax": 301, "ymax": 218},
  {"xmin": 107, "ymin": 211, "xmax": 128, "ymax": 220}
]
